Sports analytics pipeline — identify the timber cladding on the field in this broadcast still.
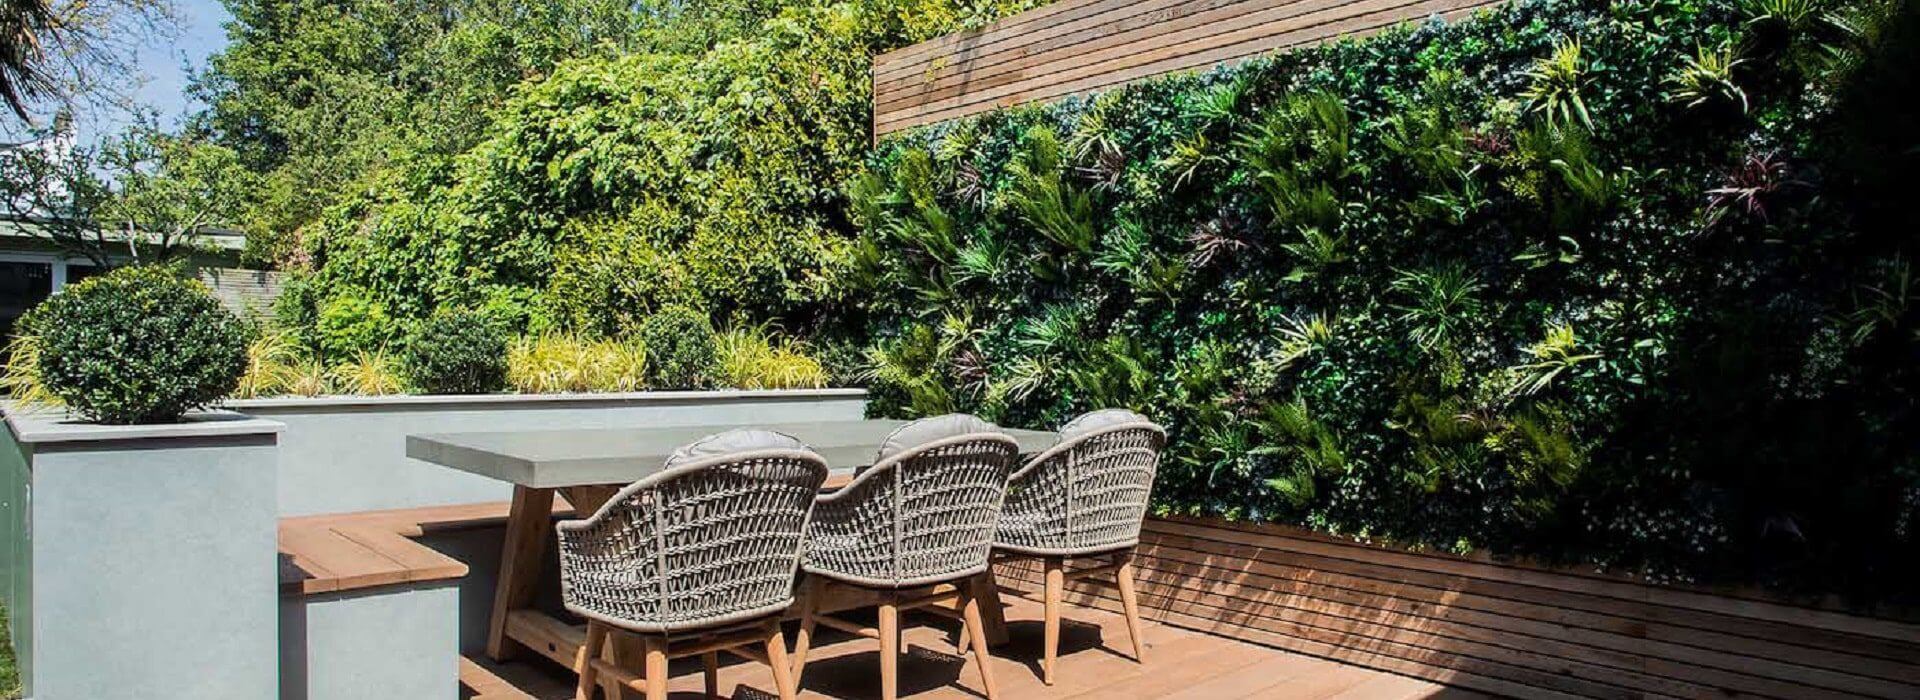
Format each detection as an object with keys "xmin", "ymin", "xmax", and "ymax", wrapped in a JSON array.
[
  {"xmin": 871, "ymin": 0, "xmax": 1508, "ymax": 136},
  {"xmin": 991, "ymin": 515, "xmax": 1920, "ymax": 699}
]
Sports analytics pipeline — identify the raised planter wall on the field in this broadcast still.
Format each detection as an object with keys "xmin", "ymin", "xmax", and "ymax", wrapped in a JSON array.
[
  {"xmin": 229, "ymin": 389, "xmax": 869, "ymax": 516},
  {"xmin": 994, "ymin": 515, "xmax": 1920, "ymax": 700},
  {"xmin": 2, "ymin": 409, "xmax": 283, "ymax": 700}
]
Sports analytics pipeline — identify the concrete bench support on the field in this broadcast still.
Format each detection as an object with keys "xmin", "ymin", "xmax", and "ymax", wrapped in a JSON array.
[{"xmin": 281, "ymin": 581, "xmax": 459, "ymax": 700}]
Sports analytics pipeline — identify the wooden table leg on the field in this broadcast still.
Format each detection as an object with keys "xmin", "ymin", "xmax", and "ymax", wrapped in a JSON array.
[{"xmin": 488, "ymin": 485, "xmax": 556, "ymax": 661}]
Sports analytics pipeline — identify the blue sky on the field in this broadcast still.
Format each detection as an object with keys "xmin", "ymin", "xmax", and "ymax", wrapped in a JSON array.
[{"xmin": 93, "ymin": 0, "xmax": 232, "ymax": 141}]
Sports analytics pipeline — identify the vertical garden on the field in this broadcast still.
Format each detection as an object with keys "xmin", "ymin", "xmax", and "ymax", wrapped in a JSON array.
[{"xmin": 845, "ymin": 0, "xmax": 1920, "ymax": 598}]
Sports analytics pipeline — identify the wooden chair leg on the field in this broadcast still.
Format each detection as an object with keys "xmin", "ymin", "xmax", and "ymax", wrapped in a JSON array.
[
  {"xmin": 790, "ymin": 579, "xmax": 818, "ymax": 689},
  {"xmin": 576, "ymin": 620, "xmax": 608, "ymax": 700},
  {"xmin": 764, "ymin": 620, "xmax": 798, "ymax": 700},
  {"xmin": 971, "ymin": 569, "xmax": 1010, "ymax": 646},
  {"xmin": 702, "ymin": 650, "xmax": 720, "ymax": 699},
  {"xmin": 1115, "ymin": 555, "xmax": 1146, "ymax": 663},
  {"xmin": 1042, "ymin": 557, "xmax": 1064, "ymax": 685},
  {"xmin": 643, "ymin": 637, "xmax": 668, "ymax": 700},
  {"xmin": 960, "ymin": 578, "xmax": 1001, "ymax": 700},
  {"xmin": 878, "ymin": 601, "xmax": 900, "ymax": 700}
]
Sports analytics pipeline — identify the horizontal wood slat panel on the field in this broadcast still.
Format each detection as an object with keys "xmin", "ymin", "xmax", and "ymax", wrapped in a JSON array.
[
  {"xmin": 989, "ymin": 516, "xmax": 1920, "ymax": 699},
  {"xmin": 872, "ymin": 0, "xmax": 1508, "ymax": 135}
]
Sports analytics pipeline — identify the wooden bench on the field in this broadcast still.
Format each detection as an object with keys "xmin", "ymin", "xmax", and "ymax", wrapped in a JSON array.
[
  {"xmin": 278, "ymin": 502, "xmax": 578, "ymax": 700},
  {"xmin": 279, "ymin": 503, "xmax": 526, "ymax": 595}
]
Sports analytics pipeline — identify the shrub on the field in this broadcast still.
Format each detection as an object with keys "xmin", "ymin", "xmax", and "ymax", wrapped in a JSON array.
[
  {"xmin": 714, "ymin": 325, "xmax": 830, "ymax": 389},
  {"xmin": 316, "ymin": 292, "xmax": 399, "ymax": 361},
  {"xmin": 31, "ymin": 266, "xmax": 247, "ymax": 424},
  {"xmin": 638, "ymin": 307, "xmax": 716, "ymax": 390},
  {"xmin": 505, "ymin": 335, "xmax": 648, "ymax": 393},
  {"xmin": 401, "ymin": 310, "xmax": 509, "ymax": 394}
]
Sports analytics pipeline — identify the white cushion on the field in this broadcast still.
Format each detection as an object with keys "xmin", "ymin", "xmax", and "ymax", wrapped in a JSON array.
[
  {"xmin": 876, "ymin": 413, "xmax": 999, "ymax": 461},
  {"xmin": 665, "ymin": 429, "xmax": 808, "ymax": 469},
  {"xmin": 1059, "ymin": 408, "xmax": 1154, "ymax": 441}
]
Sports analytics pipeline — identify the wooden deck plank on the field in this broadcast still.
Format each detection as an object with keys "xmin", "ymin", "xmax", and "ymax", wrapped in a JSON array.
[{"xmin": 459, "ymin": 595, "xmax": 1487, "ymax": 700}]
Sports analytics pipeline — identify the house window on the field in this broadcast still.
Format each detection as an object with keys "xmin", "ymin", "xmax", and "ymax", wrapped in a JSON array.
[
  {"xmin": 0, "ymin": 255, "xmax": 107, "ymax": 339},
  {"xmin": 0, "ymin": 259, "xmax": 53, "ymax": 339}
]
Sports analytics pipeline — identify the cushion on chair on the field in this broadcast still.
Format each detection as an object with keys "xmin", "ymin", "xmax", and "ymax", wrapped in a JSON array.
[
  {"xmin": 876, "ymin": 413, "xmax": 999, "ymax": 461},
  {"xmin": 1058, "ymin": 408, "xmax": 1155, "ymax": 442},
  {"xmin": 665, "ymin": 429, "xmax": 809, "ymax": 469}
]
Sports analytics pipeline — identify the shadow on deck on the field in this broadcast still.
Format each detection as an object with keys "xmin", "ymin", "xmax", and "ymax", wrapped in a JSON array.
[{"xmin": 459, "ymin": 595, "xmax": 1488, "ymax": 700}]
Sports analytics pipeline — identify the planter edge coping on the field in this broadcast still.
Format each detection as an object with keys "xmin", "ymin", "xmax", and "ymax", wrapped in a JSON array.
[
  {"xmin": 3, "ymin": 403, "xmax": 285, "ymax": 445},
  {"xmin": 223, "ymin": 387, "xmax": 867, "ymax": 410}
]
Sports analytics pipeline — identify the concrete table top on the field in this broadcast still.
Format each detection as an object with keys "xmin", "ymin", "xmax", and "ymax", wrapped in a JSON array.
[{"xmin": 406, "ymin": 420, "xmax": 1059, "ymax": 488}]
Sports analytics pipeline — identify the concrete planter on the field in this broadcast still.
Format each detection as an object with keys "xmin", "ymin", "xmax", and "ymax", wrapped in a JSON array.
[
  {"xmin": 227, "ymin": 388, "xmax": 869, "ymax": 516},
  {"xmin": 2, "ymin": 407, "xmax": 283, "ymax": 700},
  {"xmin": 2, "ymin": 388, "xmax": 867, "ymax": 699}
]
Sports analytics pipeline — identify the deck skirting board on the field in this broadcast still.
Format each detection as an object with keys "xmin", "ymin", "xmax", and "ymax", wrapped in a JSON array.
[{"xmin": 991, "ymin": 516, "xmax": 1920, "ymax": 699}]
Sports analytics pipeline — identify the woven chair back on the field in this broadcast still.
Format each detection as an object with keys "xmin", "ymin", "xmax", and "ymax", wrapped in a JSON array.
[
  {"xmin": 557, "ymin": 449, "xmax": 828, "ymax": 633},
  {"xmin": 806, "ymin": 433, "xmax": 1019, "ymax": 588},
  {"xmin": 999, "ymin": 422, "xmax": 1166, "ymax": 556}
]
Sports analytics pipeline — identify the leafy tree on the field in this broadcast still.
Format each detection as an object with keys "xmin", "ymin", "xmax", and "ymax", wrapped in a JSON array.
[
  {"xmin": 2, "ymin": 0, "xmax": 180, "ymax": 130},
  {"xmin": 0, "ymin": 116, "xmax": 253, "ymax": 266}
]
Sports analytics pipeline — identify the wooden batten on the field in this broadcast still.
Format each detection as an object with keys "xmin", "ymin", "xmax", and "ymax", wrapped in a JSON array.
[
  {"xmin": 990, "ymin": 515, "xmax": 1920, "ymax": 700},
  {"xmin": 871, "ymin": 0, "xmax": 1509, "ymax": 136}
]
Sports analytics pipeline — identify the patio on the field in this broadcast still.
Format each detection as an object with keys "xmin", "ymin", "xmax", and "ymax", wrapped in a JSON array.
[{"xmin": 457, "ymin": 594, "xmax": 1484, "ymax": 700}]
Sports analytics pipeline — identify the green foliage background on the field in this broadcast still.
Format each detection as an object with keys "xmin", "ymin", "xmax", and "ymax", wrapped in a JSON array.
[
  {"xmin": 195, "ymin": 0, "xmax": 1044, "ymax": 339},
  {"xmin": 847, "ymin": 0, "xmax": 1920, "ymax": 597}
]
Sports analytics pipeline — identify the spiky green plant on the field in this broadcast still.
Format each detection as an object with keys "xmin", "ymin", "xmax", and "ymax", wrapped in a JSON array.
[
  {"xmin": 1237, "ymin": 92, "xmax": 1355, "ymax": 232},
  {"xmin": 1666, "ymin": 43, "xmax": 1749, "ymax": 112},
  {"xmin": 1846, "ymin": 256, "xmax": 1916, "ymax": 345},
  {"xmin": 1390, "ymin": 266, "xmax": 1486, "ymax": 351},
  {"xmin": 0, "ymin": 332, "xmax": 57, "ymax": 407},
  {"xmin": 284, "ymin": 361, "xmax": 333, "ymax": 397},
  {"xmin": 1256, "ymin": 398, "xmax": 1347, "ymax": 507},
  {"xmin": 505, "ymin": 335, "xmax": 648, "ymax": 394},
  {"xmin": 331, "ymin": 352, "xmax": 406, "ymax": 396},
  {"xmin": 1093, "ymin": 218, "xmax": 1185, "ymax": 299},
  {"xmin": 713, "ymin": 325, "xmax": 829, "ymax": 390},
  {"xmin": 1506, "ymin": 323, "xmax": 1604, "ymax": 396},
  {"xmin": 1005, "ymin": 126, "xmax": 1099, "ymax": 255},
  {"xmin": 861, "ymin": 323, "xmax": 957, "ymax": 417},
  {"xmin": 234, "ymin": 330, "xmax": 306, "ymax": 399},
  {"xmin": 1521, "ymin": 39, "xmax": 1593, "ymax": 132},
  {"xmin": 952, "ymin": 236, "xmax": 1011, "ymax": 286},
  {"xmin": 1275, "ymin": 313, "xmax": 1336, "ymax": 369}
]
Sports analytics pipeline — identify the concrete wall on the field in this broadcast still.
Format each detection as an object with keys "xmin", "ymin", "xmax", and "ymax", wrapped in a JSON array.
[
  {"xmin": 1, "ymin": 424, "xmax": 33, "ymax": 693},
  {"xmin": 230, "ymin": 389, "xmax": 870, "ymax": 517},
  {"xmin": 2, "ymin": 410, "xmax": 283, "ymax": 700},
  {"xmin": 280, "ymin": 582, "xmax": 460, "ymax": 700}
]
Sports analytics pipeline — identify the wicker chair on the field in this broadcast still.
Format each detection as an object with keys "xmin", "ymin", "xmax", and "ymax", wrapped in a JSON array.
[
  {"xmin": 790, "ymin": 414, "xmax": 1019, "ymax": 700},
  {"xmin": 992, "ymin": 408, "xmax": 1166, "ymax": 685},
  {"xmin": 556, "ymin": 429, "xmax": 828, "ymax": 700}
]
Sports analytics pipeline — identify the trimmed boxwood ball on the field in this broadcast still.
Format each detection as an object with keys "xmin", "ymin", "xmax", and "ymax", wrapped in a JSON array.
[
  {"xmin": 33, "ymin": 265, "xmax": 248, "ymax": 424},
  {"xmin": 400, "ymin": 309, "xmax": 508, "ymax": 394},
  {"xmin": 638, "ymin": 306, "xmax": 716, "ymax": 390}
]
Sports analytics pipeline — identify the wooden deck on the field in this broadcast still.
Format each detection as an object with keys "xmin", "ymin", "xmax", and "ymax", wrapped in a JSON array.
[{"xmin": 460, "ymin": 594, "xmax": 1484, "ymax": 700}]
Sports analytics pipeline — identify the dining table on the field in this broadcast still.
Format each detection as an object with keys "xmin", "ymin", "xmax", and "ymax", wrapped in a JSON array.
[{"xmin": 405, "ymin": 419, "xmax": 1058, "ymax": 695}]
